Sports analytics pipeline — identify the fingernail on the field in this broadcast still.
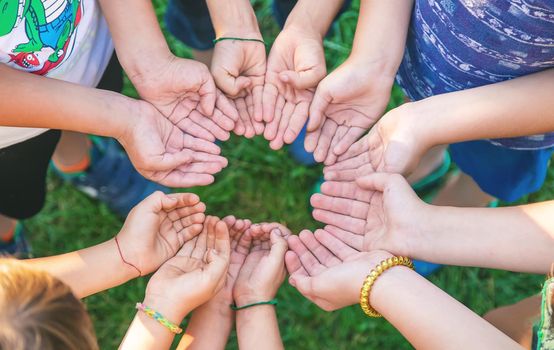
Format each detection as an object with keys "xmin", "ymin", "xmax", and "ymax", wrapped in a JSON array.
[{"xmin": 271, "ymin": 228, "xmax": 282, "ymax": 237}]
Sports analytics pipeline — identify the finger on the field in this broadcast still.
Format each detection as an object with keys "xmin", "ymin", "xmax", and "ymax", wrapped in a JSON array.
[
  {"xmin": 307, "ymin": 87, "xmax": 331, "ymax": 132},
  {"xmin": 252, "ymin": 84, "xmax": 264, "ymax": 123},
  {"xmin": 313, "ymin": 229, "xmax": 358, "ymax": 260},
  {"xmin": 246, "ymin": 92, "xmax": 265, "ymax": 135},
  {"xmin": 323, "ymin": 163, "xmax": 374, "ymax": 182},
  {"xmin": 337, "ymin": 134, "xmax": 370, "ymax": 162},
  {"xmin": 262, "ymin": 83, "xmax": 279, "ymax": 123},
  {"xmin": 285, "ymin": 250, "xmax": 309, "ymax": 277},
  {"xmin": 235, "ymin": 97, "xmax": 255, "ymax": 138},
  {"xmin": 198, "ymin": 71, "xmax": 217, "ymax": 116},
  {"xmin": 235, "ymin": 229, "xmax": 253, "ymax": 256},
  {"xmin": 264, "ymin": 95, "xmax": 285, "ymax": 141},
  {"xmin": 304, "ymin": 122, "xmax": 322, "ymax": 153},
  {"xmin": 222, "ymin": 215, "xmax": 236, "ymax": 229},
  {"xmin": 173, "ymin": 202, "xmax": 206, "ymax": 221},
  {"xmin": 279, "ymin": 68, "xmax": 324, "ymax": 90},
  {"xmin": 261, "ymin": 223, "xmax": 292, "ymax": 240},
  {"xmin": 206, "ymin": 216, "xmax": 217, "ymax": 250},
  {"xmin": 324, "ymin": 225, "xmax": 364, "ymax": 251},
  {"xmin": 298, "ymin": 230, "xmax": 341, "ymax": 267},
  {"xmin": 320, "ymin": 181, "xmax": 372, "ymax": 202},
  {"xmin": 284, "ymin": 101, "xmax": 310, "ymax": 144},
  {"xmin": 310, "ymin": 193, "xmax": 370, "ymax": 219},
  {"xmin": 190, "ymin": 152, "xmax": 228, "ymax": 166},
  {"xmin": 211, "ymin": 108, "xmax": 236, "ymax": 132},
  {"xmin": 158, "ymin": 172, "xmax": 215, "ymax": 188},
  {"xmin": 269, "ymin": 100, "xmax": 294, "ymax": 150},
  {"xmin": 216, "ymin": 90, "xmax": 239, "ymax": 122},
  {"xmin": 332, "ymin": 127, "xmax": 366, "ymax": 157},
  {"xmin": 177, "ymin": 162, "xmax": 224, "ymax": 175},
  {"xmin": 313, "ymin": 119, "xmax": 337, "ymax": 163},
  {"xmin": 191, "ymin": 223, "xmax": 208, "ymax": 259},
  {"xmin": 176, "ymin": 118, "xmax": 216, "ymax": 142},
  {"xmin": 324, "ymin": 152, "xmax": 370, "ymax": 173},
  {"xmin": 190, "ymin": 110, "xmax": 230, "ymax": 141},
  {"xmin": 312, "ymin": 209, "xmax": 366, "ymax": 235},
  {"xmin": 212, "ymin": 65, "xmax": 251, "ymax": 97},
  {"xmin": 182, "ymin": 134, "xmax": 221, "ymax": 155},
  {"xmin": 324, "ymin": 125, "xmax": 347, "ymax": 166},
  {"xmin": 356, "ymin": 172, "xmax": 398, "ymax": 192},
  {"xmin": 179, "ymin": 236, "xmax": 198, "ymax": 257},
  {"xmin": 287, "ymin": 233, "xmax": 325, "ymax": 275}
]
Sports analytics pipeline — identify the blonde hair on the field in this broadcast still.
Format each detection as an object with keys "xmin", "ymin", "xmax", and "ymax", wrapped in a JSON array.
[{"xmin": 0, "ymin": 258, "xmax": 98, "ymax": 350}]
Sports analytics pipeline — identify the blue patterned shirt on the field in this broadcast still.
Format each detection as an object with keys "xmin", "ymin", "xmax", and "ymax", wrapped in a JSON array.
[{"xmin": 396, "ymin": 0, "xmax": 554, "ymax": 150}]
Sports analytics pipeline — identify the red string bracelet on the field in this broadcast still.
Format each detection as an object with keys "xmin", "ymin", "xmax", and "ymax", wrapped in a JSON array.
[{"xmin": 114, "ymin": 235, "xmax": 142, "ymax": 277}]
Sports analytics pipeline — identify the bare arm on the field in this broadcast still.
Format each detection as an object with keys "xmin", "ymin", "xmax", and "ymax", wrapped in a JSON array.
[
  {"xmin": 406, "ymin": 68, "xmax": 554, "ymax": 149},
  {"xmin": 0, "ymin": 64, "xmax": 131, "ymax": 137},
  {"xmin": 24, "ymin": 239, "xmax": 136, "ymax": 298},
  {"xmin": 409, "ymin": 201, "xmax": 554, "ymax": 273},
  {"xmin": 236, "ymin": 306, "xmax": 283, "ymax": 350}
]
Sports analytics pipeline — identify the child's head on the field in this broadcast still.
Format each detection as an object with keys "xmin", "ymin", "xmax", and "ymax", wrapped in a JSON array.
[{"xmin": 0, "ymin": 258, "xmax": 98, "ymax": 350}]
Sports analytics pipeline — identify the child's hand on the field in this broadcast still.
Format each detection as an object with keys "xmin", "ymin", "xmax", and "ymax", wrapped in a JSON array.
[
  {"xmin": 143, "ymin": 216, "xmax": 231, "ymax": 324},
  {"xmin": 305, "ymin": 59, "xmax": 394, "ymax": 165},
  {"xmin": 310, "ymin": 173, "xmax": 426, "ymax": 257},
  {"xmin": 286, "ymin": 229, "xmax": 392, "ymax": 311},
  {"xmin": 119, "ymin": 100, "xmax": 228, "ymax": 188},
  {"xmin": 233, "ymin": 223, "xmax": 290, "ymax": 307},
  {"xmin": 262, "ymin": 27, "xmax": 322, "ymax": 150},
  {"xmin": 323, "ymin": 103, "xmax": 428, "ymax": 180},
  {"xmin": 131, "ymin": 55, "xmax": 238, "ymax": 142},
  {"xmin": 116, "ymin": 191, "xmax": 206, "ymax": 276}
]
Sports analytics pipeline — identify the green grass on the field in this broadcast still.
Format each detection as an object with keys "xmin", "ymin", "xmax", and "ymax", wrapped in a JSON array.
[{"xmin": 26, "ymin": 0, "xmax": 552, "ymax": 349}]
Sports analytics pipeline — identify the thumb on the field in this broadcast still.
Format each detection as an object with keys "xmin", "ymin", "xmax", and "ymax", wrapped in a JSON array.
[
  {"xmin": 152, "ymin": 150, "xmax": 194, "ymax": 171},
  {"xmin": 268, "ymin": 229, "xmax": 288, "ymax": 264},
  {"xmin": 356, "ymin": 173, "xmax": 393, "ymax": 192},
  {"xmin": 289, "ymin": 274, "xmax": 313, "ymax": 296},
  {"xmin": 279, "ymin": 68, "xmax": 322, "ymax": 90},
  {"xmin": 307, "ymin": 86, "xmax": 331, "ymax": 132},
  {"xmin": 214, "ymin": 70, "xmax": 251, "ymax": 97},
  {"xmin": 205, "ymin": 247, "xmax": 229, "ymax": 281}
]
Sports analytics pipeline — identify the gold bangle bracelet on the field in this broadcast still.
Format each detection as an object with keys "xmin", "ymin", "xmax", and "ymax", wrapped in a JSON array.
[{"xmin": 359, "ymin": 256, "xmax": 414, "ymax": 318}]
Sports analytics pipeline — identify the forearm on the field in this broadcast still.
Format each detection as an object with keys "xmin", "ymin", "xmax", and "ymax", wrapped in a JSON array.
[
  {"xmin": 404, "ymin": 202, "xmax": 554, "ymax": 273},
  {"xmin": 0, "ymin": 64, "xmax": 132, "ymax": 138},
  {"xmin": 236, "ymin": 306, "xmax": 283, "ymax": 350},
  {"xmin": 98, "ymin": 0, "xmax": 172, "ymax": 82},
  {"xmin": 24, "ymin": 239, "xmax": 137, "ymax": 298},
  {"xmin": 206, "ymin": 0, "xmax": 260, "ymax": 37},
  {"xmin": 284, "ymin": 0, "xmax": 344, "ymax": 37},
  {"xmin": 349, "ymin": 0, "xmax": 413, "ymax": 76},
  {"xmin": 410, "ymin": 68, "xmax": 554, "ymax": 146},
  {"xmin": 371, "ymin": 266, "xmax": 522, "ymax": 349},
  {"xmin": 184, "ymin": 302, "xmax": 233, "ymax": 350}
]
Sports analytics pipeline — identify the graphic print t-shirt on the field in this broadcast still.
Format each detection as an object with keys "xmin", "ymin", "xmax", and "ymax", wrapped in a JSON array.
[{"xmin": 0, "ymin": 0, "xmax": 113, "ymax": 148}]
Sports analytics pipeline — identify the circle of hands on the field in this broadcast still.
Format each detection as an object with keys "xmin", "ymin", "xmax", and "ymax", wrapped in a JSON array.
[{"xmin": 118, "ymin": 27, "xmax": 423, "ymax": 316}]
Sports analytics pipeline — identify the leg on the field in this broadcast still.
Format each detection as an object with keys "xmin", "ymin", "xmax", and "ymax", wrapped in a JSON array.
[
  {"xmin": 406, "ymin": 145, "xmax": 447, "ymax": 185},
  {"xmin": 484, "ymin": 295, "xmax": 541, "ymax": 349},
  {"xmin": 164, "ymin": 0, "xmax": 215, "ymax": 64}
]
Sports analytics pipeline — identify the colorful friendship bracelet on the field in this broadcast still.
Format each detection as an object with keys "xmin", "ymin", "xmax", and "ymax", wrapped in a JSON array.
[
  {"xmin": 230, "ymin": 298, "xmax": 278, "ymax": 311},
  {"xmin": 359, "ymin": 256, "xmax": 414, "ymax": 318},
  {"xmin": 136, "ymin": 302, "xmax": 183, "ymax": 334},
  {"xmin": 213, "ymin": 37, "xmax": 266, "ymax": 45},
  {"xmin": 114, "ymin": 236, "xmax": 142, "ymax": 277}
]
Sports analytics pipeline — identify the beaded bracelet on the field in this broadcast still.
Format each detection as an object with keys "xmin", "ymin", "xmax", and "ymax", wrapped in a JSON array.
[
  {"xmin": 136, "ymin": 303, "xmax": 183, "ymax": 334},
  {"xmin": 359, "ymin": 256, "xmax": 414, "ymax": 318}
]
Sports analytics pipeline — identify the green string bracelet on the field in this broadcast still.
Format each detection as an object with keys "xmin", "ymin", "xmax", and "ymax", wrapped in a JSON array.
[
  {"xmin": 213, "ymin": 37, "xmax": 266, "ymax": 46},
  {"xmin": 230, "ymin": 298, "xmax": 278, "ymax": 310}
]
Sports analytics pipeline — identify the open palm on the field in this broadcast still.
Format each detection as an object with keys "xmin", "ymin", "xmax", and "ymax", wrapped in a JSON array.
[
  {"xmin": 306, "ymin": 60, "xmax": 393, "ymax": 165},
  {"xmin": 262, "ymin": 28, "xmax": 325, "ymax": 150},
  {"xmin": 310, "ymin": 173, "xmax": 424, "ymax": 256}
]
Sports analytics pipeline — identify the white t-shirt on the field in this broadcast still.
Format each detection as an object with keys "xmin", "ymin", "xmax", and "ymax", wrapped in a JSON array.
[{"xmin": 0, "ymin": 0, "xmax": 114, "ymax": 149}]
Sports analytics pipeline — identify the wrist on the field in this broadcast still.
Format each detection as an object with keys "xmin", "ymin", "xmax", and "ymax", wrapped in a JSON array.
[
  {"xmin": 207, "ymin": 0, "xmax": 260, "ymax": 38},
  {"xmin": 142, "ymin": 294, "xmax": 190, "ymax": 326},
  {"xmin": 234, "ymin": 293, "xmax": 276, "ymax": 308},
  {"xmin": 284, "ymin": 0, "xmax": 343, "ymax": 37},
  {"xmin": 107, "ymin": 238, "xmax": 141, "ymax": 282}
]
